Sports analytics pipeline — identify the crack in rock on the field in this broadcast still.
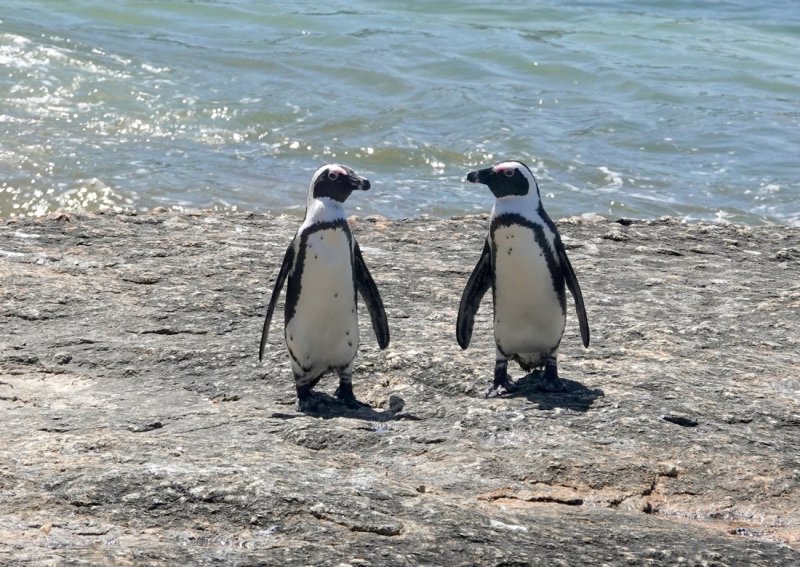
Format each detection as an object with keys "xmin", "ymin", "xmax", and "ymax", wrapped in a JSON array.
[{"xmin": 308, "ymin": 503, "xmax": 403, "ymax": 536}]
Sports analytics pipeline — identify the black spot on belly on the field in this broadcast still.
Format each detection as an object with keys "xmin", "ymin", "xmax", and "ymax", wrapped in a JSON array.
[
  {"xmin": 348, "ymin": 340, "xmax": 353, "ymax": 347},
  {"xmin": 334, "ymin": 292, "xmax": 338, "ymax": 298},
  {"xmin": 346, "ymin": 330, "xmax": 350, "ymax": 336},
  {"xmin": 508, "ymin": 247, "xmax": 513, "ymax": 255}
]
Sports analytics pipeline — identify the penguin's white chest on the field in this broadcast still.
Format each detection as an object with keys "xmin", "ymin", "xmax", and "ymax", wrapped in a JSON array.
[
  {"xmin": 286, "ymin": 228, "xmax": 358, "ymax": 373},
  {"xmin": 492, "ymin": 224, "xmax": 565, "ymax": 355}
]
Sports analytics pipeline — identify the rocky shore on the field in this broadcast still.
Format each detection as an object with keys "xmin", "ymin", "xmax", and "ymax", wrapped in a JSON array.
[{"xmin": 1, "ymin": 211, "xmax": 798, "ymax": 566}]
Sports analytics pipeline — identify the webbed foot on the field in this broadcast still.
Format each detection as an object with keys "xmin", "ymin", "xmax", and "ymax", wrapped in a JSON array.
[
  {"xmin": 535, "ymin": 357, "xmax": 568, "ymax": 393},
  {"xmin": 335, "ymin": 383, "xmax": 370, "ymax": 409},
  {"xmin": 484, "ymin": 377, "xmax": 517, "ymax": 398},
  {"xmin": 296, "ymin": 389, "xmax": 327, "ymax": 412},
  {"xmin": 484, "ymin": 359, "xmax": 517, "ymax": 398}
]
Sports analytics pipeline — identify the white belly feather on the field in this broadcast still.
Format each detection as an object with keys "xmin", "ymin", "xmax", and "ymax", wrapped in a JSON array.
[
  {"xmin": 492, "ymin": 224, "xmax": 565, "ymax": 357},
  {"xmin": 286, "ymin": 228, "xmax": 358, "ymax": 374}
]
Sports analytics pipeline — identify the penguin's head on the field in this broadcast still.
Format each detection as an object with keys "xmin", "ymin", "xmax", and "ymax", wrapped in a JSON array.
[
  {"xmin": 310, "ymin": 164, "xmax": 370, "ymax": 203},
  {"xmin": 466, "ymin": 160, "xmax": 539, "ymax": 200}
]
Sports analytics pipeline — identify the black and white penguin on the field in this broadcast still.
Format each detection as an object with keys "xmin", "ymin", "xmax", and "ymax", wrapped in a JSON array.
[
  {"xmin": 259, "ymin": 164, "xmax": 389, "ymax": 411},
  {"xmin": 457, "ymin": 160, "xmax": 589, "ymax": 397}
]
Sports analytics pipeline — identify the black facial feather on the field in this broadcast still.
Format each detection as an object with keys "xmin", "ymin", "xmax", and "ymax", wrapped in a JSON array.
[
  {"xmin": 312, "ymin": 166, "xmax": 369, "ymax": 202},
  {"xmin": 466, "ymin": 161, "xmax": 539, "ymax": 199}
]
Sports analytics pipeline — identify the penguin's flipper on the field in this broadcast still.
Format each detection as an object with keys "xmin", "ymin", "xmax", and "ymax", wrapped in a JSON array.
[
  {"xmin": 557, "ymin": 243, "xmax": 590, "ymax": 347},
  {"xmin": 354, "ymin": 241, "xmax": 390, "ymax": 349},
  {"xmin": 457, "ymin": 239, "xmax": 493, "ymax": 349},
  {"xmin": 259, "ymin": 242, "xmax": 295, "ymax": 361}
]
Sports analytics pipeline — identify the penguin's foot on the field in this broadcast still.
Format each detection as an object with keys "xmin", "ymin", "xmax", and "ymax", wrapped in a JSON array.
[
  {"xmin": 535, "ymin": 358, "xmax": 568, "ymax": 393},
  {"xmin": 335, "ymin": 383, "xmax": 370, "ymax": 409},
  {"xmin": 296, "ymin": 393, "xmax": 324, "ymax": 412},
  {"xmin": 485, "ymin": 358, "xmax": 516, "ymax": 398},
  {"xmin": 295, "ymin": 390, "xmax": 328, "ymax": 412},
  {"xmin": 484, "ymin": 376, "xmax": 517, "ymax": 398}
]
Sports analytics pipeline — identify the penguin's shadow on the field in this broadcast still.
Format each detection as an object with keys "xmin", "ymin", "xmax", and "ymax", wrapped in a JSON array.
[
  {"xmin": 509, "ymin": 373, "xmax": 604, "ymax": 412},
  {"xmin": 271, "ymin": 392, "xmax": 419, "ymax": 422}
]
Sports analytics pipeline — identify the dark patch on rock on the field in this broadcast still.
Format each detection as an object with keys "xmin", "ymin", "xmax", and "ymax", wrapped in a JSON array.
[
  {"xmin": 120, "ymin": 271, "xmax": 162, "ymax": 284},
  {"xmin": 661, "ymin": 414, "xmax": 700, "ymax": 427},
  {"xmin": 127, "ymin": 421, "xmax": 164, "ymax": 433}
]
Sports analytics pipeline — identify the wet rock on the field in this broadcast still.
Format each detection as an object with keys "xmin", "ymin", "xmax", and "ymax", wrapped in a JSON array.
[{"xmin": 1, "ymin": 212, "xmax": 799, "ymax": 565}]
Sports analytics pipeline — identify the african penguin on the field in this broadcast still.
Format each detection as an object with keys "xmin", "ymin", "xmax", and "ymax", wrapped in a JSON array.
[
  {"xmin": 456, "ymin": 160, "xmax": 590, "ymax": 397},
  {"xmin": 259, "ymin": 164, "xmax": 390, "ymax": 411}
]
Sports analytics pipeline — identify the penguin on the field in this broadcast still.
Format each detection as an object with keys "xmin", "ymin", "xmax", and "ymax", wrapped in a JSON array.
[
  {"xmin": 456, "ymin": 160, "xmax": 589, "ymax": 397},
  {"xmin": 259, "ymin": 164, "xmax": 389, "ymax": 411}
]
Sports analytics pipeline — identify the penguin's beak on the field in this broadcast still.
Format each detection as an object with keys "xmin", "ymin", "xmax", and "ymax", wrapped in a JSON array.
[
  {"xmin": 466, "ymin": 167, "xmax": 491, "ymax": 185},
  {"xmin": 351, "ymin": 175, "xmax": 370, "ymax": 191}
]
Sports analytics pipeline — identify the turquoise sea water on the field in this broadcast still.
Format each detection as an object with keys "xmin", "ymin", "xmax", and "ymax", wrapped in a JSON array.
[{"xmin": 1, "ymin": 1, "xmax": 799, "ymax": 224}]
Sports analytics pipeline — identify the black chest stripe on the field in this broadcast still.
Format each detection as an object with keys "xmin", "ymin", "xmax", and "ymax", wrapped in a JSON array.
[
  {"xmin": 284, "ymin": 219, "xmax": 353, "ymax": 324},
  {"xmin": 490, "ymin": 213, "xmax": 566, "ymax": 312}
]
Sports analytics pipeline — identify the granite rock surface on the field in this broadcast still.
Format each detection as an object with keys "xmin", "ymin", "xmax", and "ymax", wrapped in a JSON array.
[{"xmin": 1, "ymin": 211, "xmax": 798, "ymax": 566}]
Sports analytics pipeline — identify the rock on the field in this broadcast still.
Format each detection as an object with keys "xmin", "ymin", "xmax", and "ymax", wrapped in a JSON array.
[{"xmin": 1, "ymin": 212, "xmax": 799, "ymax": 565}]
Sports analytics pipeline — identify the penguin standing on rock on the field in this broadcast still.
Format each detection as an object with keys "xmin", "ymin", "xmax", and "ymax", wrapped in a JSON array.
[
  {"xmin": 456, "ymin": 160, "xmax": 590, "ymax": 397},
  {"xmin": 259, "ymin": 164, "xmax": 389, "ymax": 411}
]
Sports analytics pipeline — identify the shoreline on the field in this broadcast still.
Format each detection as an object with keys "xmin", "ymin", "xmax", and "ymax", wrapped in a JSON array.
[
  {"xmin": 6, "ymin": 204, "xmax": 800, "ymax": 228},
  {"xmin": 1, "ymin": 211, "xmax": 798, "ymax": 565}
]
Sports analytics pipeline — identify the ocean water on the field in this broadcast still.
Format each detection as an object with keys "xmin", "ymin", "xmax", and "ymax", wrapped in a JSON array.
[{"xmin": 1, "ymin": 1, "xmax": 799, "ymax": 225}]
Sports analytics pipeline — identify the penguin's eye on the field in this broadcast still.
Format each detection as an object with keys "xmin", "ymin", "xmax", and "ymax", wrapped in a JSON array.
[
  {"xmin": 503, "ymin": 169, "xmax": 515, "ymax": 178},
  {"xmin": 327, "ymin": 170, "xmax": 340, "ymax": 181}
]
